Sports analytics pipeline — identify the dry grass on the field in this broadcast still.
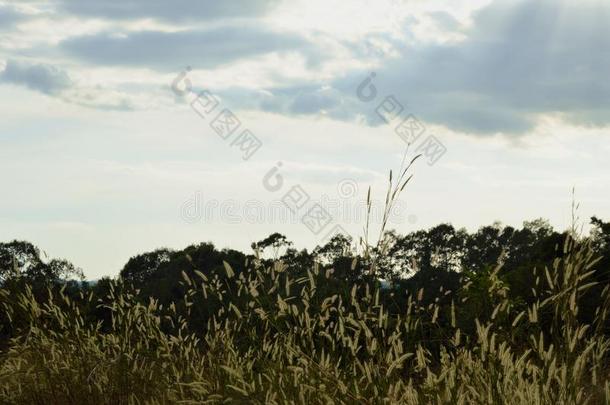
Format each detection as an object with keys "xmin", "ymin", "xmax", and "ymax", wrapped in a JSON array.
[{"xmin": 0, "ymin": 233, "xmax": 608, "ymax": 404}]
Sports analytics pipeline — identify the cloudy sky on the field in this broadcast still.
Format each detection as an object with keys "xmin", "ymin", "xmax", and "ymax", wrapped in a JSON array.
[{"xmin": 1, "ymin": 0, "xmax": 608, "ymax": 279}]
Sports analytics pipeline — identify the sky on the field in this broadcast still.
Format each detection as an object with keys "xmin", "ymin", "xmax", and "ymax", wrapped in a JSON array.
[{"xmin": 0, "ymin": 0, "xmax": 608, "ymax": 279}]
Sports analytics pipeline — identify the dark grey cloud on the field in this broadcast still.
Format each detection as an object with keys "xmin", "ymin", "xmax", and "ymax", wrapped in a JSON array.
[
  {"xmin": 0, "ymin": 60, "xmax": 72, "ymax": 95},
  {"xmin": 249, "ymin": 0, "xmax": 610, "ymax": 135},
  {"xmin": 57, "ymin": 0, "xmax": 279, "ymax": 22},
  {"xmin": 59, "ymin": 26, "xmax": 311, "ymax": 71}
]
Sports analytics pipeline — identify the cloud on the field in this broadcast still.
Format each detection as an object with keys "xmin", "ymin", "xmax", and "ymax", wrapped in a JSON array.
[
  {"xmin": 0, "ymin": 60, "xmax": 135, "ymax": 110},
  {"xmin": 236, "ymin": 0, "xmax": 610, "ymax": 135},
  {"xmin": 253, "ymin": 85, "xmax": 348, "ymax": 116},
  {"xmin": 362, "ymin": 0, "xmax": 610, "ymax": 134},
  {"xmin": 0, "ymin": 60, "xmax": 72, "ymax": 95},
  {"xmin": 5, "ymin": 0, "xmax": 609, "ymax": 136},
  {"xmin": 426, "ymin": 11, "xmax": 461, "ymax": 32},
  {"xmin": 57, "ymin": 0, "xmax": 280, "ymax": 22},
  {"xmin": 0, "ymin": 5, "xmax": 23, "ymax": 29},
  {"xmin": 59, "ymin": 26, "xmax": 312, "ymax": 71}
]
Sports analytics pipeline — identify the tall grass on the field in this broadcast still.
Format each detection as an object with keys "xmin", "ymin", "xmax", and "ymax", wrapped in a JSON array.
[{"xmin": 0, "ymin": 231, "xmax": 608, "ymax": 404}]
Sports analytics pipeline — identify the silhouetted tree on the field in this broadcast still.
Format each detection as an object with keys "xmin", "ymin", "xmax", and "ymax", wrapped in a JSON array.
[{"xmin": 252, "ymin": 233, "xmax": 292, "ymax": 259}]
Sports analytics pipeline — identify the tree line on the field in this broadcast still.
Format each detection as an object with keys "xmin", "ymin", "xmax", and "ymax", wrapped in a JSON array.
[{"xmin": 1, "ymin": 217, "xmax": 609, "ymax": 343}]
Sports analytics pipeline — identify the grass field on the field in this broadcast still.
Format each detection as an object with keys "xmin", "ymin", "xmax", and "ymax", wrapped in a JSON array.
[{"xmin": 0, "ymin": 233, "xmax": 608, "ymax": 404}]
